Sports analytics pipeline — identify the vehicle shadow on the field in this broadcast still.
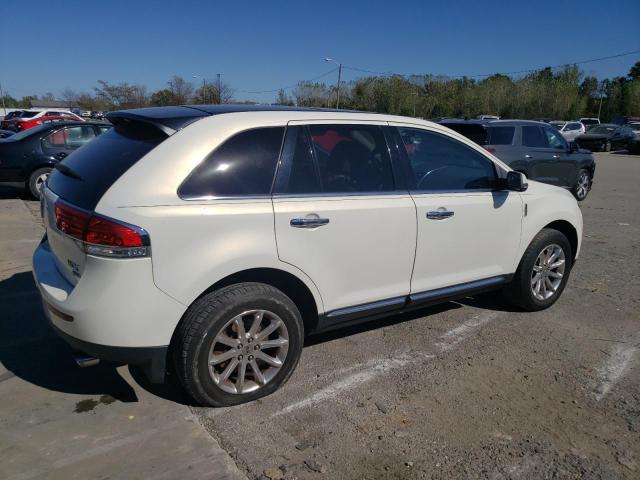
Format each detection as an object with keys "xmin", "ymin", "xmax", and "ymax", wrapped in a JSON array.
[
  {"xmin": 0, "ymin": 271, "xmax": 138, "ymax": 402},
  {"xmin": 0, "ymin": 270, "xmax": 521, "ymax": 407},
  {"xmin": 0, "ymin": 185, "xmax": 30, "ymax": 200}
]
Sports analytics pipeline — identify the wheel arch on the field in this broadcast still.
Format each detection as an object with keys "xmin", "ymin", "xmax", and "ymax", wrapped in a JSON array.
[
  {"xmin": 187, "ymin": 267, "xmax": 322, "ymax": 335},
  {"xmin": 543, "ymin": 220, "xmax": 578, "ymax": 260}
]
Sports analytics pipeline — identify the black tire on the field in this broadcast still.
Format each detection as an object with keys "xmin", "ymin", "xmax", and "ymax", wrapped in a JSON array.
[
  {"xmin": 28, "ymin": 167, "xmax": 52, "ymax": 199},
  {"xmin": 572, "ymin": 168, "xmax": 591, "ymax": 201},
  {"xmin": 173, "ymin": 282, "xmax": 304, "ymax": 407},
  {"xmin": 604, "ymin": 141, "xmax": 611, "ymax": 152},
  {"xmin": 503, "ymin": 228, "xmax": 573, "ymax": 312}
]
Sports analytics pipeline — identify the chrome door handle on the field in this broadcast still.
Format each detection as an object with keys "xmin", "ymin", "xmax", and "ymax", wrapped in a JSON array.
[
  {"xmin": 525, "ymin": 154, "xmax": 533, "ymax": 159},
  {"xmin": 426, "ymin": 210, "xmax": 454, "ymax": 220},
  {"xmin": 290, "ymin": 217, "xmax": 330, "ymax": 228},
  {"xmin": 552, "ymin": 155, "xmax": 560, "ymax": 159}
]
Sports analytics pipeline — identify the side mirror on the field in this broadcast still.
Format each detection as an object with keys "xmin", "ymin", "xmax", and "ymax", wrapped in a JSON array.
[
  {"xmin": 506, "ymin": 171, "xmax": 528, "ymax": 192},
  {"xmin": 569, "ymin": 141, "xmax": 579, "ymax": 153}
]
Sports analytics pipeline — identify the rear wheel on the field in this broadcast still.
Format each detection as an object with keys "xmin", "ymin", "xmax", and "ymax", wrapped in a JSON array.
[
  {"xmin": 572, "ymin": 168, "xmax": 591, "ymax": 201},
  {"xmin": 173, "ymin": 283, "xmax": 304, "ymax": 407},
  {"xmin": 604, "ymin": 141, "xmax": 611, "ymax": 152},
  {"xmin": 28, "ymin": 167, "xmax": 52, "ymax": 199},
  {"xmin": 503, "ymin": 228, "xmax": 573, "ymax": 311}
]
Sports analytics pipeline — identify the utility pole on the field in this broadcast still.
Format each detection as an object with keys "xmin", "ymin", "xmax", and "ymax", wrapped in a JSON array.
[
  {"xmin": 0, "ymin": 82, "xmax": 6, "ymax": 111},
  {"xmin": 411, "ymin": 91, "xmax": 419, "ymax": 117},
  {"xmin": 217, "ymin": 73, "xmax": 221, "ymax": 104},
  {"xmin": 597, "ymin": 82, "xmax": 604, "ymax": 120},
  {"xmin": 324, "ymin": 58, "xmax": 342, "ymax": 109},
  {"xmin": 202, "ymin": 78, "xmax": 206, "ymax": 104}
]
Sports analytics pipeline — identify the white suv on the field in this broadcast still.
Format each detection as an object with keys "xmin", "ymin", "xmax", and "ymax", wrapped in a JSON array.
[{"xmin": 33, "ymin": 105, "xmax": 583, "ymax": 407}]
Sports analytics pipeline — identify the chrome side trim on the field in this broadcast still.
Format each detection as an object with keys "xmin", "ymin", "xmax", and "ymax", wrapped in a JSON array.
[{"xmin": 409, "ymin": 275, "xmax": 507, "ymax": 304}]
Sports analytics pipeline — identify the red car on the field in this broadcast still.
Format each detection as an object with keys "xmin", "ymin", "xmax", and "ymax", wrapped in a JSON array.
[{"xmin": 6, "ymin": 110, "xmax": 83, "ymax": 131}]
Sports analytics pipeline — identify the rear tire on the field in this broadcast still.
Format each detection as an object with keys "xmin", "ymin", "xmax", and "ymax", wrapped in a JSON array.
[
  {"xmin": 572, "ymin": 168, "xmax": 591, "ymax": 201},
  {"xmin": 28, "ymin": 167, "xmax": 51, "ymax": 199},
  {"xmin": 604, "ymin": 141, "xmax": 611, "ymax": 152},
  {"xmin": 503, "ymin": 228, "xmax": 573, "ymax": 311},
  {"xmin": 173, "ymin": 282, "xmax": 304, "ymax": 407}
]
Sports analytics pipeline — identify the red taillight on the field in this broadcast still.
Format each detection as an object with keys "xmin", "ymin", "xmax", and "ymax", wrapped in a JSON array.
[
  {"xmin": 85, "ymin": 216, "xmax": 144, "ymax": 247},
  {"xmin": 16, "ymin": 121, "xmax": 25, "ymax": 130},
  {"xmin": 484, "ymin": 146, "xmax": 496, "ymax": 154},
  {"xmin": 55, "ymin": 201, "xmax": 90, "ymax": 239},
  {"xmin": 54, "ymin": 199, "xmax": 148, "ymax": 256}
]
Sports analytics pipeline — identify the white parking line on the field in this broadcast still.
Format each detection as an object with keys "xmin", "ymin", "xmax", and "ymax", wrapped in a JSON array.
[
  {"xmin": 273, "ymin": 310, "xmax": 501, "ymax": 416},
  {"xmin": 594, "ymin": 343, "xmax": 637, "ymax": 401}
]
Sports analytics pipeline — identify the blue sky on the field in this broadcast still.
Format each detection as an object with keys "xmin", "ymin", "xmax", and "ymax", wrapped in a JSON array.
[{"xmin": 1, "ymin": 0, "xmax": 639, "ymax": 103}]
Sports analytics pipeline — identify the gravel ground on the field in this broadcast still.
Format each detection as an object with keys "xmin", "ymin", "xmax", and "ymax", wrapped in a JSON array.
[
  {"xmin": 192, "ymin": 152, "xmax": 639, "ymax": 480},
  {"xmin": 1, "ymin": 152, "xmax": 638, "ymax": 479}
]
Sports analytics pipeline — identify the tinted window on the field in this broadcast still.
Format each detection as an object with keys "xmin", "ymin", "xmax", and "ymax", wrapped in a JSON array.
[
  {"xmin": 544, "ymin": 128, "xmax": 567, "ymax": 149},
  {"xmin": 43, "ymin": 126, "xmax": 96, "ymax": 149},
  {"xmin": 179, "ymin": 127, "xmax": 284, "ymax": 199},
  {"xmin": 485, "ymin": 126, "xmax": 514, "ymax": 145},
  {"xmin": 275, "ymin": 127, "xmax": 322, "ymax": 194},
  {"xmin": 308, "ymin": 125, "xmax": 394, "ymax": 193},
  {"xmin": 399, "ymin": 127, "xmax": 496, "ymax": 191},
  {"xmin": 20, "ymin": 111, "xmax": 38, "ymax": 118},
  {"xmin": 522, "ymin": 126, "xmax": 546, "ymax": 147},
  {"xmin": 47, "ymin": 122, "xmax": 166, "ymax": 210}
]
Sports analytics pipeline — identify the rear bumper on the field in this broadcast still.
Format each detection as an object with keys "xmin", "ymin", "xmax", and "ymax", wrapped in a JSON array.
[{"xmin": 32, "ymin": 238, "xmax": 186, "ymax": 383}]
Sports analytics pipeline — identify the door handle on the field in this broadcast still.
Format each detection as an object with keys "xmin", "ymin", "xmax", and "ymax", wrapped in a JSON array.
[
  {"xmin": 55, "ymin": 152, "xmax": 67, "ymax": 159},
  {"xmin": 426, "ymin": 210, "xmax": 454, "ymax": 220},
  {"xmin": 290, "ymin": 217, "xmax": 330, "ymax": 228},
  {"xmin": 552, "ymin": 155, "xmax": 560, "ymax": 159},
  {"xmin": 525, "ymin": 154, "xmax": 533, "ymax": 159}
]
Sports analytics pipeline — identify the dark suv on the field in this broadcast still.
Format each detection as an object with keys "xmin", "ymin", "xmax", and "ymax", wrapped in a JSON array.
[{"xmin": 440, "ymin": 119, "xmax": 595, "ymax": 201}]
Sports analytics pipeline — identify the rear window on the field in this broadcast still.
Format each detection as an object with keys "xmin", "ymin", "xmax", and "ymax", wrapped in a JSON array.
[
  {"xmin": 522, "ymin": 126, "xmax": 546, "ymax": 148},
  {"xmin": 20, "ymin": 111, "xmax": 38, "ymax": 118},
  {"xmin": 47, "ymin": 122, "xmax": 166, "ymax": 210},
  {"xmin": 485, "ymin": 126, "xmax": 514, "ymax": 145}
]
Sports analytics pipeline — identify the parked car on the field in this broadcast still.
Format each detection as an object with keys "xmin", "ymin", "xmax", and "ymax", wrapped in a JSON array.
[
  {"xmin": 33, "ymin": 105, "xmax": 583, "ymax": 407},
  {"xmin": 0, "ymin": 121, "xmax": 111, "ymax": 197},
  {"xmin": 0, "ymin": 110, "xmax": 25, "ymax": 129},
  {"xmin": 0, "ymin": 129, "xmax": 15, "ymax": 138},
  {"xmin": 575, "ymin": 124, "xmax": 636, "ymax": 152},
  {"xmin": 8, "ymin": 110, "xmax": 84, "ymax": 132},
  {"xmin": 627, "ymin": 122, "xmax": 640, "ymax": 137},
  {"xmin": 90, "ymin": 111, "xmax": 104, "ymax": 119},
  {"xmin": 80, "ymin": 110, "xmax": 92, "ymax": 117},
  {"xmin": 579, "ymin": 117, "xmax": 600, "ymax": 129},
  {"xmin": 1, "ymin": 110, "xmax": 36, "ymax": 130},
  {"xmin": 441, "ymin": 119, "xmax": 595, "ymax": 200},
  {"xmin": 549, "ymin": 121, "xmax": 586, "ymax": 142},
  {"xmin": 477, "ymin": 114, "xmax": 500, "ymax": 120}
]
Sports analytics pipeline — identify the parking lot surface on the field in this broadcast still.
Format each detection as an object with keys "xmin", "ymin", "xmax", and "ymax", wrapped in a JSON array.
[{"xmin": 1, "ymin": 152, "xmax": 639, "ymax": 479}]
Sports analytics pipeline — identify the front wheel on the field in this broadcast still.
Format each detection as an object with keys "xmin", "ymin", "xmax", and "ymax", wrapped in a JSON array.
[
  {"xmin": 173, "ymin": 283, "xmax": 304, "ymax": 407},
  {"xmin": 503, "ymin": 228, "xmax": 573, "ymax": 311},
  {"xmin": 572, "ymin": 168, "xmax": 591, "ymax": 201}
]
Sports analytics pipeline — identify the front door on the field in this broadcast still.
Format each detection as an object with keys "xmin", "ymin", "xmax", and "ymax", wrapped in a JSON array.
[
  {"xmin": 272, "ymin": 123, "xmax": 417, "ymax": 318},
  {"xmin": 392, "ymin": 124, "xmax": 523, "ymax": 294}
]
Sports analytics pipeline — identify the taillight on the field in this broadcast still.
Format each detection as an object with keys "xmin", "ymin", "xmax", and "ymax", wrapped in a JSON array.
[
  {"xmin": 484, "ymin": 146, "xmax": 496, "ymax": 154},
  {"xmin": 16, "ymin": 122, "xmax": 25, "ymax": 130},
  {"xmin": 54, "ymin": 199, "xmax": 149, "ymax": 258}
]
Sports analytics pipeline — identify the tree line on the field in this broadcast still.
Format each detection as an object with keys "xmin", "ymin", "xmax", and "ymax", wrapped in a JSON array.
[{"xmin": 2, "ymin": 61, "xmax": 639, "ymax": 121}]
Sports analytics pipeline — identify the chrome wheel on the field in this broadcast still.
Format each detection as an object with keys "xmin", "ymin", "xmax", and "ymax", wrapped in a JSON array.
[
  {"xmin": 531, "ymin": 244, "xmax": 566, "ymax": 301},
  {"xmin": 575, "ymin": 171, "xmax": 590, "ymax": 200},
  {"xmin": 208, "ymin": 309, "xmax": 289, "ymax": 394},
  {"xmin": 35, "ymin": 172, "xmax": 49, "ymax": 191}
]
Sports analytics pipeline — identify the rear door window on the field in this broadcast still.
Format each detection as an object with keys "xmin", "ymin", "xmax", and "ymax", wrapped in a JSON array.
[
  {"xmin": 522, "ymin": 126, "xmax": 547, "ymax": 148},
  {"xmin": 178, "ymin": 127, "xmax": 285, "ymax": 199},
  {"xmin": 485, "ymin": 126, "xmax": 514, "ymax": 145},
  {"xmin": 275, "ymin": 124, "xmax": 395, "ymax": 194}
]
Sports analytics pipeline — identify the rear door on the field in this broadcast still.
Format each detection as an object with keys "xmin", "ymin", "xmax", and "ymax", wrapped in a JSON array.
[
  {"xmin": 391, "ymin": 124, "xmax": 523, "ymax": 294},
  {"xmin": 272, "ymin": 122, "xmax": 416, "ymax": 320},
  {"xmin": 542, "ymin": 126, "xmax": 575, "ymax": 187},
  {"xmin": 521, "ymin": 125, "xmax": 558, "ymax": 183}
]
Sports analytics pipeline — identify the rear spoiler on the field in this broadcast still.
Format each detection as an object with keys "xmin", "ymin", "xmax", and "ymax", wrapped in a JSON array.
[{"xmin": 106, "ymin": 106, "xmax": 210, "ymax": 136}]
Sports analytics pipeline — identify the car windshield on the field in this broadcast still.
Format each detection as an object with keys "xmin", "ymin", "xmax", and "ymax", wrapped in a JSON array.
[
  {"xmin": 550, "ymin": 122, "xmax": 565, "ymax": 129},
  {"xmin": 589, "ymin": 126, "xmax": 616, "ymax": 134},
  {"xmin": 629, "ymin": 123, "xmax": 640, "ymax": 131},
  {"xmin": 581, "ymin": 119, "xmax": 599, "ymax": 125}
]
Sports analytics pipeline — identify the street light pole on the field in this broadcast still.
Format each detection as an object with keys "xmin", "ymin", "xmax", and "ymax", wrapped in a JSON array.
[
  {"xmin": 192, "ymin": 75, "xmax": 206, "ymax": 104},
  {"xmin": 324, "ymin": 58, "xmax": 342, "ymax": 109}
]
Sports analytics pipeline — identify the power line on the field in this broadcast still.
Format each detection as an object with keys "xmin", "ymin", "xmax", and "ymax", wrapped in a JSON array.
[
  {"xmin": 237, "ymin": 67, "xmax": 338, "ymax": 94},
  {"xmin": 342, "ymin": 48, "xmax": 640, "ymax": 79}
]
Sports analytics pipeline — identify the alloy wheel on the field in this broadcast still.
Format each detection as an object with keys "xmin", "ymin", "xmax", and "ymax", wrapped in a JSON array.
[
  {"xmin": 208, "ymin": 309, "xmax": 289, "ymax": 394},
  {"xmin": 531, "ymin": 244, "xmax": 566, "ymax": 301},
  {"xmin": 576, "ymin": 171, "xmax": 590, "ymax": 200}
]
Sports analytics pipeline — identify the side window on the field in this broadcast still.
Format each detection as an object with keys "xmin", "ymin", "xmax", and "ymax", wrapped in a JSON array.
[
  {"xmin": 567, "ymin": 123, "xmax": 581, "ymax": 131},
  {"xmin": 276, "ymin": 124, "xmax": 395, "ymax": 194},
  {"xmin": 66, "ymin": 126, "xmax": 96, "ymax": 148},
  {"xmin": 485, "ymin": 126, "xmax": 514, "ymax": 145},
  {"xmin": 544, "ymin": 128, "xmax": 567, "ymax": 149},
  {"xmin": 179, "ymin": 127, "xmax": 285, "ymax": 199},
  {"xmin": 43, "ymin": 129, "xmax": 68, "ymax": 148},
  {"xmin": 399, "ymin": 127, "xmax": 497, "ymax": 191},
  {"xmin": 98, "ymin": 126, "xmax": 111, "ymax": 134},
  {"xmin": 522, "ymin": 126, "xmax": 546, "ymax": 148}
]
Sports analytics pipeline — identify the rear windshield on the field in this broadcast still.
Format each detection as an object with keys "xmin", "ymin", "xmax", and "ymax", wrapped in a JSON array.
[
  {"xmin": 485, "ymin": 126, "xmax": 515, "ymax": 145},
  {"xmin": 439, "ymin": 123, "xmax": 487, "ymax": 145},
  {"xmin": 47, "ymin": 122, "xmax": 166, "ymax": 210},
  {"xmin": 20, "ymin": 111, "xmax": 39, "ymax": 118}
]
